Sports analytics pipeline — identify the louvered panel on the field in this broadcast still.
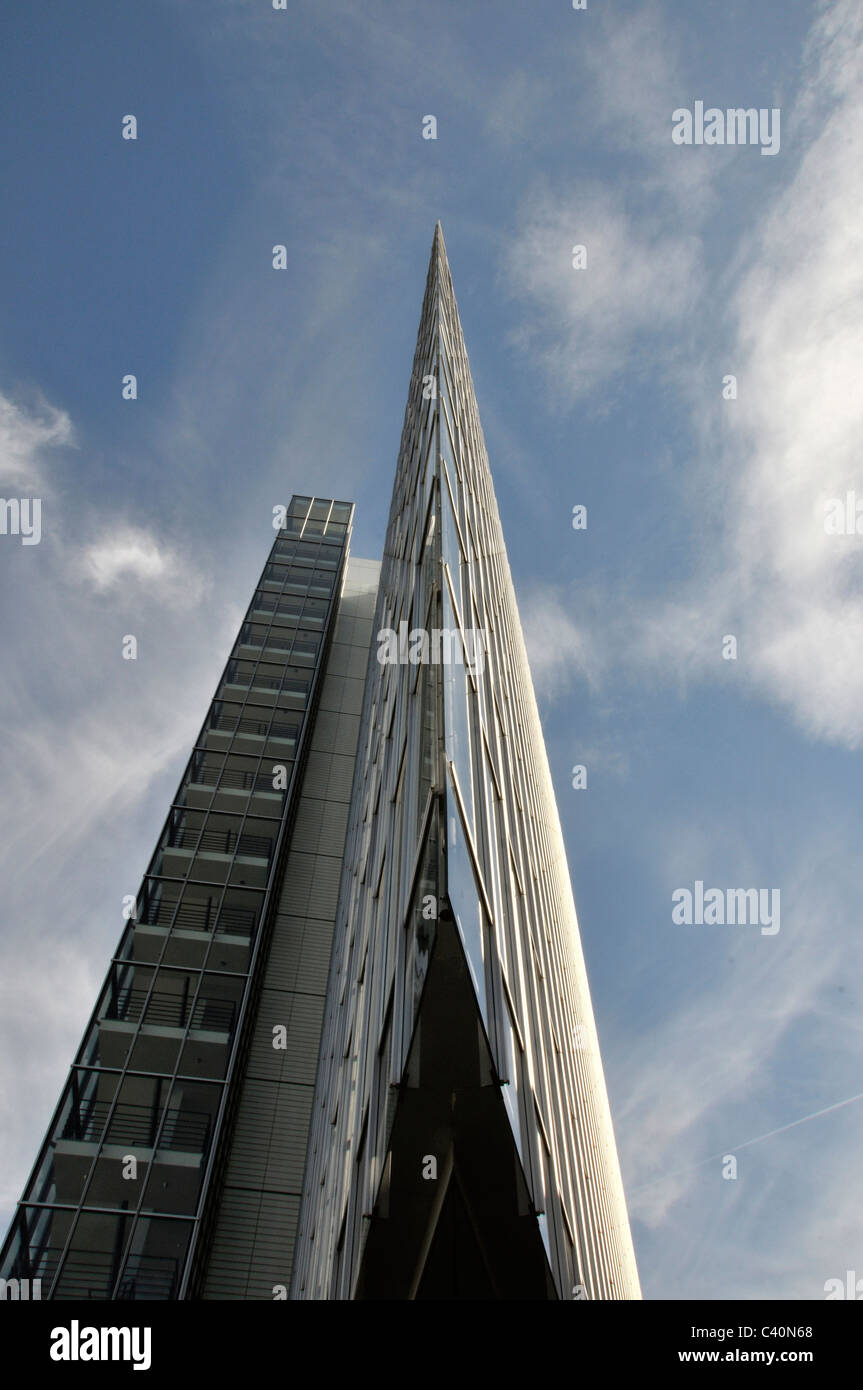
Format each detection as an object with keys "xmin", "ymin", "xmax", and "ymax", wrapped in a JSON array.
[
  {"xmin": 243, "ymin": 990, "xmax": 326, "ymax": 1084},
  {"xmin": 278, "ymin": 848, "xmax": 343, "ymax": 922},
  {"xmin": 276, "ymin": 850, "xmax": 315, "ymax": 918},
  {"xmin": 310, "ymin": 708, "xmax": 362, "ymax": 757},
  {"xmin": 288, "ymin": 797, "xmax": 350, "ymax": 857},
  {"xmin": 299, "ymin": 750, "xmax": 356, "ymax": 803},
  {"xmin": 198, "ymin": 561, "xmax": 380, "ymax": 1301},
  {"xmin": 319, "ymin": 673, "xmax": 366, "ymax": 717},
  {"xmin": 202, "ymin": 1190, "xmax": 300, "ymax": 1301},
  {"xmin": 224, "ymin": 1079, "xmax": 313, "ymax": 1191},
  {"xmin": 267, "ymin": 917, "xmax": 334, "ymax": 993},
  {"xmin": 324, "ymin": 642, "xmax": 369, "ymax": 680}
]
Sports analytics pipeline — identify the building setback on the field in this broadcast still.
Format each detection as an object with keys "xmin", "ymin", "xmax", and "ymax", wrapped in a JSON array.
[{"xmin": 0, "ymin": 225, "xmax": 640, "ymax": 1300}]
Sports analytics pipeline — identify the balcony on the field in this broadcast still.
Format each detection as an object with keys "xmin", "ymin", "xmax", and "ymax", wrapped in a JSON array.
[
  {"xmin": 104, "ymin": 987, "xmax": 237, "ymax": 1038},
  {"xmin": 206, "ymin": 712, "xmax": 299, "ymax": 745},
  {"xmin": 41, "ymin": 1249, "xmax": 179, "ymax": 1300},
  {"xmin": 61, "ymin": 1101, "xmax": 212, "ymax": 1155},
  {"xmin": 145, "ymin": 900, "xmax": 255, "ymax": 937},
  {"xmin": 165, "ymin": 825, "xmax": 274, "ymax": 865},
  {"xmin": 188, "ymin": 765, "xmax": 285, "ymax": 795}
]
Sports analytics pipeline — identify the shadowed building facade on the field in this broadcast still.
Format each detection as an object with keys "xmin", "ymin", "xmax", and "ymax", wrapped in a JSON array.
[{"xmin": 0, "ymin": 227, "xmax": 639, "ymax": 1301}]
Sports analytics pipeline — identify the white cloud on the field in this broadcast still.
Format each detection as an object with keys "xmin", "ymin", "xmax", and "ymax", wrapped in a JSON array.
[
  {"xmin": 615, "ymin": 821, "xmax": 863, "ymax": 1297},
  {"xmin": 580, "ymin": 1, "xmax": 720, "ymax": 216},
  {"xmin": 504, "ymin": 183, "xmax": 702, "ymax": 404},
  {"xmin": 0, "ymin": 943, "xmax": 102, "ymax": 1220},
  {"xmin": 507, "ymin": 0, "xmax": 863, "ymax": 750},
  {"xmin": 0, "ymin": 391, "xmax": 74, "ymax": 488},
  {"xmin": 520, "ymin": 584, "xmax": 606, "ymax": 698},
  {"xmin": 0, "ymin": 388, "xmax": 244, "ymax": 1221},
  {"xmin": 81, "ymin": 526, "xmax": 206, "ymax": 605},
  {"xmin": 711, "ymin": 0, "xmax": 863, "ymax": 747},
  {"xmin": 632, "ymin": 0, "xmax": 863, "ymax": 749}
]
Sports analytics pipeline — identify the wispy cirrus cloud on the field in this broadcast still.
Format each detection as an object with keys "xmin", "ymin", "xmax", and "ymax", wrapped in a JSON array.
[
  {"xmin": 615, "ymin": 819, "xmax": 863, "ymax": 1298},
  {"xmin": 507, "ymin": 0, "xmax": 863, "ymax": 750},
  {"xmin": 503, "ymin": 182, "xmax": 702, "ymax": 405},
  {"xmin": 519, "ymin": 584, "xmax": 606, "ymax": 698}
]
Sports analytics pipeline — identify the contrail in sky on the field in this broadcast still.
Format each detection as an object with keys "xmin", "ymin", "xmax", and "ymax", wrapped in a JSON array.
[{"xmin": 631, "ymin": 1090, "xmax": 863, "ymax": 1194}]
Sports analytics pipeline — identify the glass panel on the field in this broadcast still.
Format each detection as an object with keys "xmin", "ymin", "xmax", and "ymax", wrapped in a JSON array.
[
  {"xmin": 415, "ymin": 657, "xmax": 436, "ymax": 840},
  {"xmin": 445, "ymin": 798, "xmax": 487, "ymax": 1028},
  {"xmin": 124, "ymin": 966, "xmax": 198, "ymax": 1074},
  {"xmin": 500, "ymin": 996, "xmax": 524, "ymax": 1164},
  {"xmin": 139, "ymin": 1080, "xmax": 222, "ymax": 1215},
  {"xmin": 0, "ymin": 1204, "xmax": 69, "ymax": 1293},
  {"xmin": 442, "ymin": 579, "xmax": 474, "ymax": 839},
  {"xmin": 53, "ymin": 1209, "xmax": 135, "ymax": 1300},
  {"xmin": 439, "ymin": 460, "xmax": 463, "ymax": 615},
  {"xmin": 177, "ymin": 971, "xmax": 243, "ymax": 1079},
  {"xmin": 116, "ymin": 1216, "xmax": 191, "ymax": 1300},
  {"xmin": 401, "ymin": 818, "xmax": 439, "ymax": 1060},
  {"xmin": 28, "ymin": 1068, "xmax": 123, "ymax": 1211}
]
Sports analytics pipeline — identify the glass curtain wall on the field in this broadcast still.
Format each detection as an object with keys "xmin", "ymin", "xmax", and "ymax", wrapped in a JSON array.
[{"xmin": 0, "ymin": 497, "xmax": 352, "ymax": 1300}]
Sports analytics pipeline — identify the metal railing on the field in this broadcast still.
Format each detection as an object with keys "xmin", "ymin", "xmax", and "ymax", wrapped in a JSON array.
[
  {"xmin": 40, "ymin": 1249, "xmax": 179, "ymax": 1300},
  {"xmin": 164, "ymin": 826, "xmax": 273, "ymax": 861},
  {"xmin": 104, "ymin": 987, "xmax": 236, "ymax": 1035},
  {"xmin": 141, "ymin": 900, "xmax": 257, "ymax": 938},
  {"xmin": 61, "ymin": 1101, "xmax": 212, "ymax": 1154},
  {"xmin": 235, "ymin": 627, "xmax": 319, "ymax": 662},
  {"xmin": 207, "ymin": 712, "xmax": 299, "ymax": 742},
  {"xmin": 117, "ymin": 1253, "xmax": 180, "ymax": 1301},
  {"xmin": 222, "ymin": 668, "xmax": 310, "ymax": 700},
  {"xmin": 186, "ymin": 765, "xmax": 287, "ymax": 795},
  {"xmin": 250, "ymin": 594, "xmax": 326, "ymax": 627}
]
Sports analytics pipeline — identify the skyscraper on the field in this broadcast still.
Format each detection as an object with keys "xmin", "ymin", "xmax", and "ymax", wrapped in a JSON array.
[{"xmin": 0, "ymin": 225, "xmax": 640, "ymax": 1301}]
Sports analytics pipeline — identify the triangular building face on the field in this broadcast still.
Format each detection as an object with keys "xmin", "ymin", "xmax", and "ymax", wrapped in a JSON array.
[{"xmin": 292, "ymin": 225, "xmax": 641, "ymax": 1301}]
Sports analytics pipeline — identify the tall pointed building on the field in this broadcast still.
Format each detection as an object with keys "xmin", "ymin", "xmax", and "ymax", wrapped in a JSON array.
[
  {"xmin": 0, "ymin": 225, "xmax": 639, "ymax": 1301},
  {"xmin": 290, "ymin": 225, "xmax": 640, "ymax": 1300}
]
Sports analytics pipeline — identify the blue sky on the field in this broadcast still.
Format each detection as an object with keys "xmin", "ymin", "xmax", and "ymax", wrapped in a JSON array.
[{"xmin": 2, "ymin": 0, "xmax": 862, "ymax": 1301}]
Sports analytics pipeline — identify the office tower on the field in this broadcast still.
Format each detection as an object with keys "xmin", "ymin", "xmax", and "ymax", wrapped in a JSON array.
[
  {"xmin": 0, "ymin": 497, "xmax": 372, "ymax": 1301},
  {"xmin": 291, "ymin": 225, "xmax": 640, "ymax": 1301},
  {"xmin": 0, "ymin": 225, "xmax": 640, "ymax": 1301}
]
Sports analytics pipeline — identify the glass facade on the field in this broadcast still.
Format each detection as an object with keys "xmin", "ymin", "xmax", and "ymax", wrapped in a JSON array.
[
  {"xmin": 0, "ymin": 497, "xmax": 352, "ymax": 1299},
  {"xmin": 292, "ymin": 227, "xmax": 640, "ymax": 1300}
]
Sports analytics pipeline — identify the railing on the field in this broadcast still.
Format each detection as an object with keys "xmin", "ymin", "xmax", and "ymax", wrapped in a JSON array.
[
  {"xmin": 250, "ymin": 593, "xmax": 326, "ymax": 628},
  {"xmin": 39, "ymin": 1249, "xmax": 179, "ymax": 1300},
  {"xmin": 164, "ymin": 826, "xmax": 273, "ymax": 861},
  {"xmin": 261, "ymin": 563, "xmax": 335, "ymax": 594},
  {"xmin": 222, "ymin": 667, "xmax": 310, "ymax": 700},
  {"xmin": 186, "ymin": 765, "xmax": 287, "ymax": 795},
  {"xmin": 116, "ymin": 1253, "xmax": 180, "ymax": 1301},
  {"xmin": 235, "ymin": 628, "xmax": 319, "ymax": 662},
  {"xmin": 252, "ymin": 591, "xmax": 302, "ymax": 614},
  {"xmin": 207, "ymin": 712, "xmax": 299, "ymax": 742},
  {"xmin": 272, "ymin": 541, "xmax": 339, "ymax": 566},
  {"xmin": 141, "ymin": 900, "xmax": 257, "ymax": 938},
  {"xmin": 61, "ymin": 1101, "xmax": 212, "ymax": 1154},
  {"xmin": 104, "ymin": 987, "xmax": 236, "ymax": 1035}
]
